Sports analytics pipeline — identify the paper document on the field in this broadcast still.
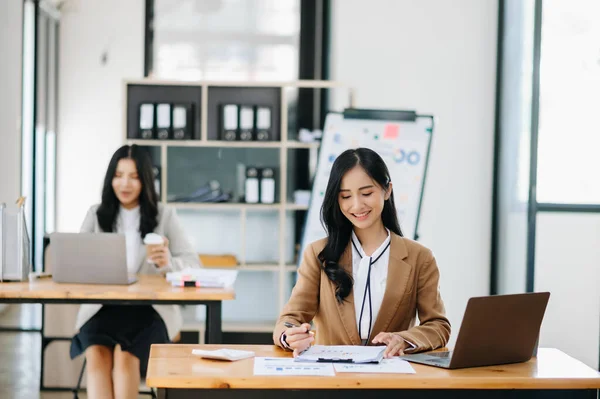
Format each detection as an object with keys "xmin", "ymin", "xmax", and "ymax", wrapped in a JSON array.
[
  {"xmin": 253, "ymin": 357, "xmax": 335, "ymax": 376},
  {"xmin": 334, "ymin": 358, "xmax": 416, "ymax": 374},
  {"xmin": 165, "ymin": 268, "xmax": 238, "ymax": 288},
  {"xmin": 294, "ymin": 345, "xmax": 385, "ymax": 364}
]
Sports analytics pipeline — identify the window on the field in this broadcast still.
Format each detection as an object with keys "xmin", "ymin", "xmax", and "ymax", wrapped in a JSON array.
[
  {"xmin": 153, "ymin": 0, "xmax": 300, "ymax": 81},
  {"xmin": 536, "ymin": 0, "xmax": 600, "ymax": 204}
]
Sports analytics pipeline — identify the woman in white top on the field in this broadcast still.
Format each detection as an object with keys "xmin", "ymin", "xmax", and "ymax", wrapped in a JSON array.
[{"xmin": 70, "ymin": 145, "xmax": 200, "ymax": 399}]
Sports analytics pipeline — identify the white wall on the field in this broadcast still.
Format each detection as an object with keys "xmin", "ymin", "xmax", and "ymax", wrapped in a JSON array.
[
  {"xmin": 330, "ymin": 0, "xmax": 498, "ymax": 343},
  {"xmin": 0, "ymin": 0, "xmax": 23, "ymax": 203},
  {"xmin": 57, "ymin": 0, "xmax": 145, "ymax": 231},
  {"xmin": 534, "ymin": 213, "xmax": 600, "ymax": 370}
]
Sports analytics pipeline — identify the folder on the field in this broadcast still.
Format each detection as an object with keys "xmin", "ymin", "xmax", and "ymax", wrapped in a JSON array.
[
  {"xmin": 139, "ymin": 103, "xmax": 155, "ymax": 139},
  {"xmin": 255, "ymin": 106, "xmax": 272, "ymax": 141},
  {"xmin": 172, "ymin": 103, "xmax": 193, "ymax": 140},
  {"xmin": 239, "ymin": 105, "xmax": 254, "ymax": 141},
  {"xmin": 156, "ymin": 103, "xmax": 172, "ymax": 140},
  {"xmin": 245, "ymin": 167, "xmax": 260, "ymax": 203},
  {"xmin": 220, "ymin": 104, "xmax": 238, "ymax": 141},
  {"xmin": 260, "ymin": 167, "xmax": 275, "ymax": 204}
]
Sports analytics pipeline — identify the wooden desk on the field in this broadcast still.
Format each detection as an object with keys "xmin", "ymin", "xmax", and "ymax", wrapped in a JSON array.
[
  {"xmin": 0, "ymin": 275, "xmax": 235, "ymax": 343},
  {"xmin": 146, "ymin": 345, "xmax": 600, "ymax": 399},
  {"xmin": 0, "ymin": 275, "xmax": 235, "ymax": 391}
]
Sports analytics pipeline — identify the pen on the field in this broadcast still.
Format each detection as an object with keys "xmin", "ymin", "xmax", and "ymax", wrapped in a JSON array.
[{"xmin": 284, "ymin": 322, "xmax": 315, "ymax": 334}]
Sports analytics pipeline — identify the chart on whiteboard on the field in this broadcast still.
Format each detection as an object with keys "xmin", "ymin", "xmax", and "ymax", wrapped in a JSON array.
[{"xmin": 300, "ymin": 112, "xmax": 433, "ymax": 261}]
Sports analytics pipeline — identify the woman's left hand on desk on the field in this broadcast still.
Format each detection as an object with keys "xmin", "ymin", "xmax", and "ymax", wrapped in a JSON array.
[{"xmin": 372, "ymin": 332, "xmax": 408, "ymax": 358}]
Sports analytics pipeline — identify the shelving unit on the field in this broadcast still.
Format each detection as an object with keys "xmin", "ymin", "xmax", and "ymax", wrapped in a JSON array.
[{"xmin": 123, "ymin": 79, "xmax": 352, "ymax": 335}]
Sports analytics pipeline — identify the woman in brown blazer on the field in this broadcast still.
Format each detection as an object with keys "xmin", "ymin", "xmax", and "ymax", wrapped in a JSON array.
[{"xmin": 274, "ymin": 148, "xmax": 450, "ymax": 357}]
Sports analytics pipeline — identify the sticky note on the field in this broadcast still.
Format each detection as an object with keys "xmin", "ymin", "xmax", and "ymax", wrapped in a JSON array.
[{"xmin": 383, "ymin": 124, "xmax": 400, "ymax": 140}]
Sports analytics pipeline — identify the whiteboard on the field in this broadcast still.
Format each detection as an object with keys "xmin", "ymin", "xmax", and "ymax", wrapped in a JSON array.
[{"xmin": 300, "ymin": 112, "xmax": 434, "ymax": 262}]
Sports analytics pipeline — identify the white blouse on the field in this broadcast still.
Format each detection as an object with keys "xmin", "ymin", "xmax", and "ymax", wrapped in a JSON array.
[
  {"xmin": 116, "ymin": 206, "xmax": 142, "ymax": 274},
  {"xmin": 351, "ymin": 229, "xmax": 391, "ymax": 340}
]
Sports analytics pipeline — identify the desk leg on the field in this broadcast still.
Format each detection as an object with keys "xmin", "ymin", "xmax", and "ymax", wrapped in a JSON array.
[
  {"xmin": 39, "ymin": 304, "xmax": 45, "ymax": 391},
  {"xmin": 204, "ymin": 301, "xmax": 222, "ymax": 344}
]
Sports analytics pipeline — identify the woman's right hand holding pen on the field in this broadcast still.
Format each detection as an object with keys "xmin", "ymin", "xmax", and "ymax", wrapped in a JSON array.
[{"xmin": 283, "ymin": 322, "xmax": 314, "ymax": 357}]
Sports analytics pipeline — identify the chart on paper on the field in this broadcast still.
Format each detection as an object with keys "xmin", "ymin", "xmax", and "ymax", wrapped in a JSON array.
[{"xmin": 253, "ymin": 357, "xmax": 335, "ymax": 376}]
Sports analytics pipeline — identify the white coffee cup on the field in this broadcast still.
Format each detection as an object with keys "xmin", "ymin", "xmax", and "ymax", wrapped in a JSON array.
[{"xmin": 143, "ymin": 233, "xmax": 165, "ymax": 264}]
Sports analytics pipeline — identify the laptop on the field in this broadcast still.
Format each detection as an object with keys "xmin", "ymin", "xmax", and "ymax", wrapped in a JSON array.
[
  {"xmin": 50, "ymin": 232, "xmax": 137, "ymax": 285},
  {"xmin": 400, "ymin": 292, "xmax": 550, "ymax": 369}
]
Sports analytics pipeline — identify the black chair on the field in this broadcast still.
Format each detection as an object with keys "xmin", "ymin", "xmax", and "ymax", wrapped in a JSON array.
[{"xmin": 72, "ymin": 358, "xmax": 157, "ymax": 399}]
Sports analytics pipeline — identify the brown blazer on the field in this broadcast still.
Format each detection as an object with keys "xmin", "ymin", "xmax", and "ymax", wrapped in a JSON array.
[{"xmin": 273, "ymin": 233, "xmax": 451, "ymax": 353}]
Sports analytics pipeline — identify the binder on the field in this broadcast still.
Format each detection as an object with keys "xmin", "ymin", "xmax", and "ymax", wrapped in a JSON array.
[
  {"xmin": 260, "ymin": 167, "xmax": 275, "ymax": 204},
  {"xmin": 255, "ymin": 106, "xmax": 272, "ymax": 141},
  {"xmin": 239, "ymin": 105, "xmax": 254, "ymax": 141},
  {"xmin": 139, "ymin": 103, "xmax": 155, "ymax": 139},
  {"xmin": 172, "ymin": 103, "xmax": 193, "ymax": 140},
  {"xmin": 220, "ymin": 104, "xmax": 238, "ymax": 141},
  {"xmin": 156, "ymin": 103, "xmax": 172, "ymax": 140},
  {"xmin": 245, "ymin": 167, "xmax": 260, "ymax": 203}
]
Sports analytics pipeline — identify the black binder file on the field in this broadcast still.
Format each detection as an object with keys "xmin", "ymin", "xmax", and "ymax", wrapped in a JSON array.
[
  {"xmin": 256, "ymin": 106, "xmax": 272, "ymax": 141},
  {"xmin": 139, "ymin": 103, "xmax": 155, "ymax": 139},
  {"xmin": 156, "ymin": 103, "xmax": 172, "ymax": 140},
  {"xmin": 172, "ymin": 104, "xmax": 193, "ymax": 140},
  {"xmin": 239, "ymin": 105, "xmax": 255, "ymax": 141},
  {"xmin": 220, "ymin": 104, "xmax": 238, "ymax": 141}
]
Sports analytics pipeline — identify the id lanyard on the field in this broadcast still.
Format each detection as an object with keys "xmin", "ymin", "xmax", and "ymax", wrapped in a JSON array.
[{"xmin": 351, "ymin": 239, "xmax": 391, "ymax": 345}]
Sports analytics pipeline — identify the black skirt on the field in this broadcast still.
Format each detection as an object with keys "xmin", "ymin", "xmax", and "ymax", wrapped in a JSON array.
[{"xmin": 70, "ymin": 305, "xmax": 170, "ymax": 376}]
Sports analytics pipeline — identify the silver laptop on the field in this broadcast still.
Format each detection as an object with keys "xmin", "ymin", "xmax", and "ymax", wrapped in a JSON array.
[
  {"xmin": 50, "ymin": 232, "xmax": 137, "ymax": 285},
  {"xmin": 400, "ymin": 292, "xmax": 550, "ymax": 369}
]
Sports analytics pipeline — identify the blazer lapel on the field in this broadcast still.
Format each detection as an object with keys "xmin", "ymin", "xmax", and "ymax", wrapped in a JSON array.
[
  {"xmin": 369, "ymin": 234, "xmax": 411, "ymax": 341},
  {"xmin": 332, "ymin": 245, "xmax": 362, "ymax": 345}
]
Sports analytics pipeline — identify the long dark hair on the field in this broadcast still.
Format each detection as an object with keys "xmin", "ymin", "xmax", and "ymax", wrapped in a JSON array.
[
  {"xmin": 319, "ymin": 148, "xmax": 402, "ymax": 303},
  {"xmin": 96, "ymin": 145, "xmax": 159, "ymax": 238}
]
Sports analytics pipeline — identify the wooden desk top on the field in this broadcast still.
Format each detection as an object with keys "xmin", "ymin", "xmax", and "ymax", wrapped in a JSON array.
[
  {"xmin": 146, "ymin": 345, "xmax": 600, "ymax": 390},
  {"xmin": 0, "ymin": 275, "xmax": 235, "ymax": 302}
]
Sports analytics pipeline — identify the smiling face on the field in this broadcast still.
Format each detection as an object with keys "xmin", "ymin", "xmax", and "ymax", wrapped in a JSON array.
[
  {"xmin": 338, "ymin": 165, "xmax": 392, "ymax": 231},
  {"xmin": 111, "ymin": 158, "xmax": 142, "ymax": 209}
]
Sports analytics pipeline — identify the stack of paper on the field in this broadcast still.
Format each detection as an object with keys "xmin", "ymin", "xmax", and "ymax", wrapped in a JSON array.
[{"xmin": 166, "ymin": 267, "xmax": 238, "ymax": 288}]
